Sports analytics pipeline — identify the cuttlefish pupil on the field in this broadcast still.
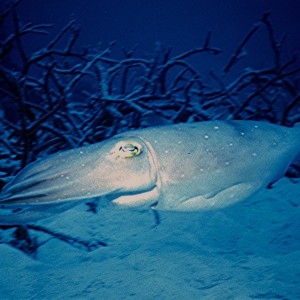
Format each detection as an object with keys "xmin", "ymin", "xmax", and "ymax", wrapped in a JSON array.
[
  {"xmin": 119, "ymin": 144, "xmax": 138, "ymax": 153},
  {"xmin": 116, "ymin": 141, "xmax": 142, "ymax": 157}
]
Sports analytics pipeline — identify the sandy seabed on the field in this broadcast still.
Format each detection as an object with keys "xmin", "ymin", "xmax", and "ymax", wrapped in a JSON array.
[{"xmin": 1, "ymin": 178, "xmax": 299, "ymax": 299}]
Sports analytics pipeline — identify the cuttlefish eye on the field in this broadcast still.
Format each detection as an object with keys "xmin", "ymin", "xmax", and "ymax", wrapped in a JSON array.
[{"xmin": 113, "ymin": 141, "xmax": 143, "ymax": 158}]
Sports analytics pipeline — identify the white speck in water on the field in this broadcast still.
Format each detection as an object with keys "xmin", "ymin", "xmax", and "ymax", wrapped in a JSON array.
[
  {"xmin": 60, "ymin": 174, "xmax": 64, "ymax": 178},
  {"xmin": 178, "ymin": 141, "xmax": 182, "ymax": 144},
  {"xmin": 213, "ymin": 126, "xmax": 219, "ymax": 130},
  {"xmin": 80, "ymin": 151, "xmax": 84, "ymax": 154},
  {"xmin": 154, "ymin": 140, "xmax": 158, "ymax": 144},
  {"xmin": 254, "ymin": 125, "xmax": 259, "ymax": 128},
  {"xmin": 87, "ymin": 192, "xmax": 91, "ymax": 195},
  {"xmin": 206, "ymin": 148, "xmax": 210, "ymax": 152},
  {"xmin": 66, "ymin": 176, "xmax": 70, "ymax": 180},
  {"xmin": 204, "ymin": 135, "xmax": 209, "ymax": 139},
  {"xmin": 240, "ymin": 132, "xmax": 245, "ymax": 136},
  {"xmin": 200, "ymin": 168, "xmax": 204, "ymax": 172},
  {"xmin": 165, "ymin": 150, "xmax": 169, "ymax": 154},
  {"xmin": 252, "ymin": 152, "xmax": 257, "ymax": 157},
  {"xmin": 225, "ymin": 161, "xmax": 230, "ymax": 166},
  {"xmin": 181, "ymin": 174, "xmax": 185, "ymax": 178},
  {"xmin": 229, "ymin": 143, "xmax": 234, "ymax": 147},
  {"xmin": 272, "ymin": 141, "xmax": 278, "ymax": 146},
  {"xmin": 81, "ymin": 163, "xmax": 85, "ymax": 167}
]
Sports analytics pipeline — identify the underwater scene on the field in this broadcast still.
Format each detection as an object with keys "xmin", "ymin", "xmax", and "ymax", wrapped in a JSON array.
[{"xmin": 0, "ymin": 0, "xmax": 300, "ymax": 299}]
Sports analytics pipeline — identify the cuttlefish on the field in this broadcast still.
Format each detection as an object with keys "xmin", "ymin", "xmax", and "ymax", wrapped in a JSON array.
[{"xmin": 0, "ymin": 120, "xmax": 299, "ymax": 224}]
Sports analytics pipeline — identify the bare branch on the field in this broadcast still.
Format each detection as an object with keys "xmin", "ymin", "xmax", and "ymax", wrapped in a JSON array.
[{"xmin": 223, "ymin": 22, "xmax": 261, "ymax": 73}]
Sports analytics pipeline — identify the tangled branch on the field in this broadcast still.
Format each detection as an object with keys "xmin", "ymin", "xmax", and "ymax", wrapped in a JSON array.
[{"xmin": 0, "ymin": 3, "xmax": 299, "ymax": 183}]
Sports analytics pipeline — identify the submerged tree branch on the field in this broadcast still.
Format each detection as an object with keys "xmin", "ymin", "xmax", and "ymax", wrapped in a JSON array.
[{"xmin": 0, "ymin": 9, "xmax": 299, "ymax": 176}]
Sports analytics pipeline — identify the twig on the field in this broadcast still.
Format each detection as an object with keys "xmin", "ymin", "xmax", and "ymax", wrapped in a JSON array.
[
  {"xmin": 281, "ymin": 93, "xmax": 300, "ymax": 125},
  {"xmin": 261, "ymin": 12, "xmax": 281, "ymax": 70},
  {"xmin": 174, "ymin": 32, "xmax": 222, "ymax": 60},
  {"xmin": 223, "ymin": 22, "xmax": 261, "ymax": 73}
]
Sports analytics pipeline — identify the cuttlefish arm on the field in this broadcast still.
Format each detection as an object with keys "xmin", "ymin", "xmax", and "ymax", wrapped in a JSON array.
[{"xmin": 0, "ymin": 136, "xmax": 159, "ymax": 224}]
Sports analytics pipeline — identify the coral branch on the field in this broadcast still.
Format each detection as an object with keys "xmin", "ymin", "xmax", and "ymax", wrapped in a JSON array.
[
  {"xmin": 0, "ymin": 9, "xmax": 299, "ymax": 178},
  {"xmin": 223, "ymin": 22, "xmax": 261, "ymax": 73}
]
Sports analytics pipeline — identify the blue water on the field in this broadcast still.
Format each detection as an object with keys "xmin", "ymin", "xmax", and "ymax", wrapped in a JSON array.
[{"xmin": 0, "ymin": 0, "xmax": 300, "ymax": 298}]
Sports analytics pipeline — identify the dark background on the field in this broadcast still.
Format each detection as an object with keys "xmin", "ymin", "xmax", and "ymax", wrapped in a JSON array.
[{"xmin": 3, "ymin": 0, "xmax": 300, "ymax": 73}]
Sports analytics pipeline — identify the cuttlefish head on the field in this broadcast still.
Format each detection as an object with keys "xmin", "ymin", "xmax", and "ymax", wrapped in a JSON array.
[{"xmin": 0, "ymin": 136, "xmax": 160, "ymax": 221}]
